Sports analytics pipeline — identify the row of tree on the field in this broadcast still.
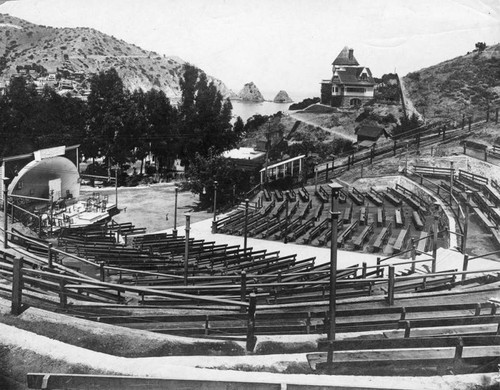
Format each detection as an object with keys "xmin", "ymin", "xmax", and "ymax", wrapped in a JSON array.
[{"xmin": 0, "ymin": 65, "xmax": 245, "ymax": 177}]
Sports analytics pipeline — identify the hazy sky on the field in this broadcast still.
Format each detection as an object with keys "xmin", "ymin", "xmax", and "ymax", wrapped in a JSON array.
[{"xmin": 1, "ymin": 0, "xmax": 499, "ymax": 97}]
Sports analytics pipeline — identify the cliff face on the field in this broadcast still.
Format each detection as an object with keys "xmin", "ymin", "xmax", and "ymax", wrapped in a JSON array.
[
  {"xmin": 237, "ymin": 82, "xmax": 265, "ymax": 102},
  {"xmin": 0, "ymin": 14, "xmax": 233, "ymax": 99},
  {"xmin": 273, "ymin": 90, "xmax": 293, "ymax": 103}
]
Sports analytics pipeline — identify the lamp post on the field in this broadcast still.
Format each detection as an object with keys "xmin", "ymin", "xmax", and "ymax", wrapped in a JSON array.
[
  {"xmin": 3, "ymin": 177, "xmax": 10, "ymax": 249},
  {"xmin": 284, "ymin": 191, "xmax": 289, "ymax": 243},
  {"xmin": 173, "ymin": 186, "xmax": 178, "ymax": 237},
  {"xmin": 405, "ymin": 141, "xmax": 409, "ymax": 173},
  {"xmin": 184, "ymin": 213, "xmax": 191, "ymax": 286},
  {"xmin": 326, "ymin": 181, "xmax": 343, "ymax": 370},
  {"xmin": 432, "ymin": 201, "xmax": 440, "ymax": 273},
  {"xmin": 212, "ymin": 181, "xmax": 218, "ymax": 234},
  {"xmin": 462, "ymin": 191, "xmax": 472, "ymax": 255},
  {"xmin": 49, "ymin": 189, "xmax": 54, "ymax": 237},
  {"xmin": 243, "ymin": 198, "xmax": 249, "ymax": 253}
]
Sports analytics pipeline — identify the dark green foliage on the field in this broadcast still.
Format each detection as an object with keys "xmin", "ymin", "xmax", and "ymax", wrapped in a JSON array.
[
  {"xmin": 0, "ymin": 77, "xmax": 86, "ymax": 157},
  {"xmin": 186, "ymin": 148, "xmax": 253, "ymax": 207},
  {"xmin": 178, "ymin": 64, "xmax": 242, "ymax": 164},
  {"xmin": 244, "ymin": 114, "xmax": 270, "ymax": 133},
  {"xmin": 289, "ymin": 97, "xmax": 320, "ymax": 110},
  {"xmin": 407, "ymin": 72, "xmax": 420, "ymax": 82},
  {"xmin": 475, "ymin": 42, "xmax": 487, "ymax": 52},
  {"xmin": 393, "ymin": 113, "xmax": 421, "ymax": 138}
]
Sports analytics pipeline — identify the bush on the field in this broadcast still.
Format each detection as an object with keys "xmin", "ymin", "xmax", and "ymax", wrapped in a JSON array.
[{"xmin": 289, "ymin": 97, "xmax": 320, "ymax": 110}]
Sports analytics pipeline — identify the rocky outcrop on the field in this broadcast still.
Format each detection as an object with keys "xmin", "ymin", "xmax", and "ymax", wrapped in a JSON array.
[
  {"xmin": 237, "ymin": 82, "xmax": 265, "ymax": 102},
  {"xmin": 273, "ymin": 90, "xmax": 293, "ymax": 103}
]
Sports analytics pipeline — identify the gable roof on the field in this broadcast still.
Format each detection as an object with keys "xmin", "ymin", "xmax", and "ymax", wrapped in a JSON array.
[
  {"xmin": 333, "ymin": 67, "xmax": 375, "ymax": 86},
  {"xmin": 332, "ymin": 46, "xmax": 359, "ymax": 66}
]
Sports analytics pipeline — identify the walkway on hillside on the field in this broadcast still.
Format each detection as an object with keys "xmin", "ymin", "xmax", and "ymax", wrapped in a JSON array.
[{"xmin": 288, "ymin": 112, "xmax": 357, "ymax": 141}]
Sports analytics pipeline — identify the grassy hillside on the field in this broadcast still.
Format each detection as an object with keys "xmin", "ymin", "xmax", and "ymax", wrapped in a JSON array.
[
  {"xmin": 402, "ymin": 43, "xmax": 500, "ymax": 121},
  {"xmin": 0, "ymin": 14, "xmax": 233, "ymax": 98}
]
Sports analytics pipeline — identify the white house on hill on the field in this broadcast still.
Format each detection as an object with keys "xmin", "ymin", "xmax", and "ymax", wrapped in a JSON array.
[{"xmin": 320, "ymin": 47, "xmax": 375, "ymax": 108}]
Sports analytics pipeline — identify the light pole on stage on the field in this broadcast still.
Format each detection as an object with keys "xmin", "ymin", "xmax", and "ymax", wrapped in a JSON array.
[
  {"xmin": 326, "ymin": 180, "xmax": 343, "ymax": 371},
  {"xmin": 212, "ymin": 181, "xmax": 218, "ymax": 234},
  {"xmin": 173, "ymin": 186, "xmax": 178, "ymax": 237},
  {"xmin": 243, "ymin": 198, "xmax": 249, "ymax": 253},
  {"xmin": 3, "ymin": 177, "xmax": 10, "ymax": 249}
]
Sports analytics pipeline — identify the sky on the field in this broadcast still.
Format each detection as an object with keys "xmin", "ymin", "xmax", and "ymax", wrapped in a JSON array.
[{"xmin": 1, "ymin": 0, "xmax": 499, "ymax": 98}]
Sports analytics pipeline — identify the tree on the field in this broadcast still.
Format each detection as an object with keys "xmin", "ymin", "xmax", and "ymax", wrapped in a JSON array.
[
  {"xmin": 475, "ymin": 42, "xmax": 487, "ymax": 52},
  {"xmin": 86, "ymin": 68, "xmax": 130, "ymax": 166},
  {"xmin": 144, "ymin": 88, "xmax": 177, "ymax": 174},
  {"xmin": 186, "ymin": 148, "xmax": 251, "ymax": 207},
  {"xmin": 178, "ymin": 64, "xmax": 242, "ymax": 165}
]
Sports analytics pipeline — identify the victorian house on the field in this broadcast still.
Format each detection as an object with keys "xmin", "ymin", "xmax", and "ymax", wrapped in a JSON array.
[{"xmin": 320, "ymin": 47, "xmax": 375, "ymax": 108}]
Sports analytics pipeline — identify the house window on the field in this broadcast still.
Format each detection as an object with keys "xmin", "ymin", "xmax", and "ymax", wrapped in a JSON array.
[
  {"xmin": 350, "ymin": 98, "xmax": 362, "ymax": 106},
  {"xmin": 346, "ymin": 87, "xmax": 366, "ymax": 93},
  {"xmin": 361, "ymin": 73, "xmax": 367, "ymax": 80}
]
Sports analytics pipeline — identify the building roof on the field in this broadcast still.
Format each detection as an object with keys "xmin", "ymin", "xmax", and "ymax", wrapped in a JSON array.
[
  {"xmin": 333, "ymin": 67, "xmax": 375, "ymax": 86},
  {"xmin": 356, "ymin": 125, "xmax": 384, "ymax": 138},
  {"xmin": 332, "ymin": 46, "xmax": 359, "ymax": 66}
]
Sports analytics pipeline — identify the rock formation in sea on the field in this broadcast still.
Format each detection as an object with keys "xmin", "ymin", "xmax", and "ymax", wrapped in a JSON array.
[
  {"xmin": 237, "ymin": 82, "xmax": 265, "ymax": 102},
  {"xmin": 273, "ymin": 90, "xmax": 293, "ymax": 103}
]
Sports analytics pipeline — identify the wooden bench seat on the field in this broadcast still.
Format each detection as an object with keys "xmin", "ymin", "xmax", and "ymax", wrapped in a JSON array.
[
  {"xmin": 352, "ymin": 223, "xmax": 373, "ymax": 249},
  {"xmin": 412, "ymin": 211, "xmax": 424, "ymax": 230},
  {"xmin": 393, "ymin": 229, "xmax": 409, "ymax": 253}
]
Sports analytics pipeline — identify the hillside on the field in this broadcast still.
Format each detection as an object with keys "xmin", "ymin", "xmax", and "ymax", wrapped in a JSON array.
[
  {"xmin": 0, "ymin": 14, "xmax": 234, "ymax": 99},
  {"xmin": 402, "ymin": 43, "xmax": 500, "ymax": 121}
]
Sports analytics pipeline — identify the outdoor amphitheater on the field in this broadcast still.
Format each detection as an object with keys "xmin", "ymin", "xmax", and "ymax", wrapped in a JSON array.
[{"xmin": 3, "ymin": 120, "xmax": 500, "ymax": 389}]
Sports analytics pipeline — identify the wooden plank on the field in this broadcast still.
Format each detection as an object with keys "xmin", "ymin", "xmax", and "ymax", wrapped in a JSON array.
[
  {"xmin": 472, "ymin": 207, "xmax": 496, "ymax": 229},
  {"xmin": 393, "ymin": 229, "xmax": 408, "ymax": 252},
  {"xmin": 412, "ymin": 211, "xmax": 424, "ymax": 230},
  {"xmin": 417, "ymin": 231, "xmax": 428, "ymax": 253}
]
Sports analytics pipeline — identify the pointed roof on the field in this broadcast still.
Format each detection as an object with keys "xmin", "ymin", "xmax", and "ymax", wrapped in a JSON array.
[{"xmin": 332, "ymin": 46, "xmax": 359, "ymax": 66}]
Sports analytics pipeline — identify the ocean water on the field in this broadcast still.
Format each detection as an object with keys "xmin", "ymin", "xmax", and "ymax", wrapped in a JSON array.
[{"xmin": 230, "ymin": 90, "xmax": 317, "ymax": 122}]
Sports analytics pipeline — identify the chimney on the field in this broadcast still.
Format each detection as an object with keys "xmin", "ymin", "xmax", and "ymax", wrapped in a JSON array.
[{"xmin": 348, "ymin": 49, "xmax": 354, "ymax": 60}]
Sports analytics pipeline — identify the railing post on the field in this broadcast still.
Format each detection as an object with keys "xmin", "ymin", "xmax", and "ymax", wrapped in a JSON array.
[
  {"xmin": 432, "ymin": 213, "xmax": 438, "ymax": 274},
  {"xmin": 325, "ymin": 163, "xmax": 329, "ymax": 182},
  {"xmin": 184, "ymin": 214, "xmax": 191, "ymax": 286},
  {"xmin": 410, "ymin": 239, "xmax": 416, "ymax": 273},
  {"xmin": 47, "ymin": 243, "xmax": 53, "ymax": 268},
  {"xmin": 314, "ymin": 166, "xmax": 318, "ymax": 193},
  {"xmin": 99, "ymin": 262, "xmax": 105, "ymax": 282},
  {"xmin": 243, "ymin": 199, "xmax": 249, "ymax": 253},
  {"xmin": 362, "ymin": 262, "xmax": 367, "ymax": 279},
  {"xmin": 462, "ymin": 255, "xmax": 469, "ymax": 282},
  {"xmin": 387, "ymin": 265, "xmax": 395, "ymax": 306},
  {"xmin": 11, "ymin": 256, "xmax": 23, "ymax": 315},
  {"xmin": 240, "ymin": 270, "xmax": 247, "ymax": 313},
  {"xmin": 59, "ymin": 279, "xmax": 67, "ymax": 309},
  {"xmin": 376, "ymin": 257, "xmax": 382, "ymax": 277},
  {"xmin": 246, "ymin": 293, "xmax": 257, "ymax": 352}
]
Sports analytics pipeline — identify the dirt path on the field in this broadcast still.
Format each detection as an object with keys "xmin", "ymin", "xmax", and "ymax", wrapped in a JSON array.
[{"xmin": 288, "ymin": 112, "xmax": 357, "ymax": 141}]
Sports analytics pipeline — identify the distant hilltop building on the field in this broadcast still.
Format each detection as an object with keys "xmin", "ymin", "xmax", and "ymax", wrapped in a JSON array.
[{"xmin": 320, "ymin": 47, "xmax": 375, "ymax": 108}]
